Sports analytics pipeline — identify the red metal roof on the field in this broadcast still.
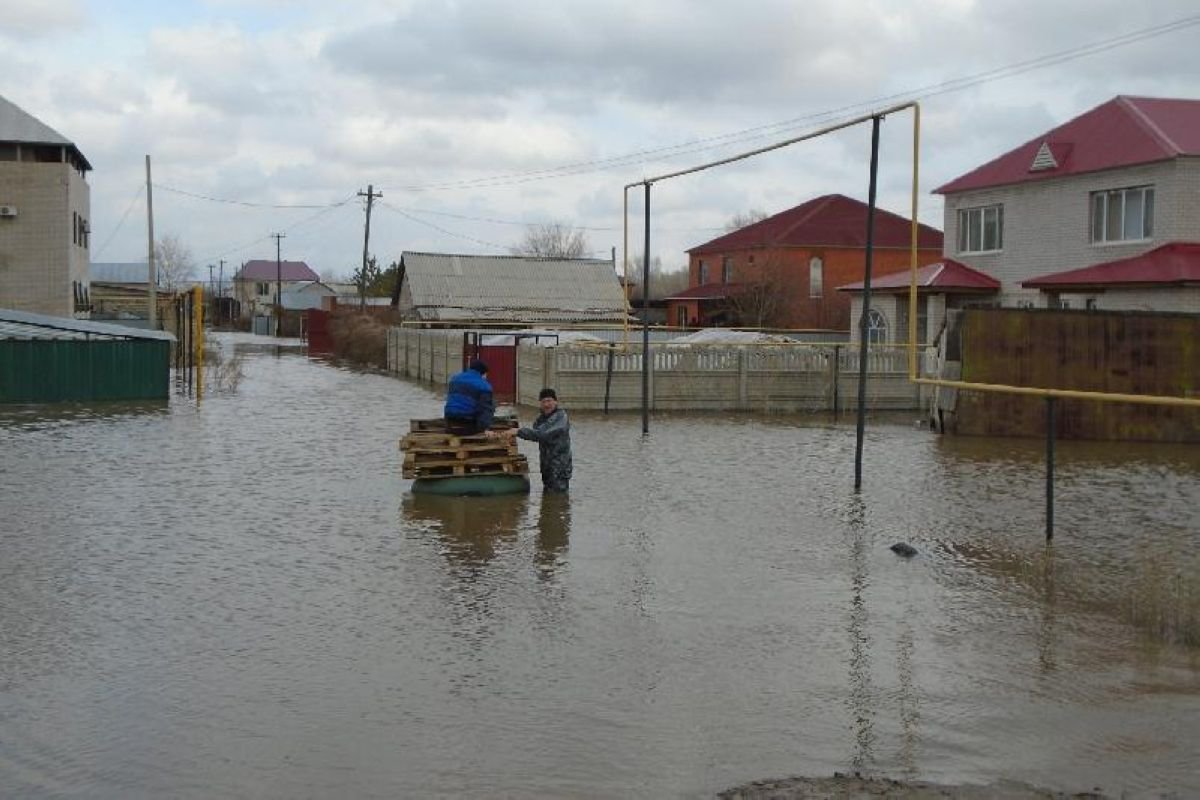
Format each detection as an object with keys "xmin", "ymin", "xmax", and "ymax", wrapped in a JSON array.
[
  {"xmin": 936, "ymin": 96, "xmax": 1200, "ymax": 195},
  {"xmin": 235, "ymin": 260, "xmax": 320, "ymax": 281},
  {"xmin": 687, "ymin": 194, "xmax": 942, "ymax": 254},
  {"xmin": 1022, "ymin": 242, "xmax": 1200, "ymax": 289},
  {"xmin": 837, "ymin": 258, "xmax": 1000, "ymax": 293},
  {"xmin": 665, "ymin": 282, "xmax": 746, "ymax": 300}
]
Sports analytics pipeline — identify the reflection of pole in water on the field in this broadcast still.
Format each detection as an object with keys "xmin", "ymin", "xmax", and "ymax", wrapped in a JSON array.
[
  {"xmin": 1037, "ymin": 542, "xmax": 1058, "ymax": 675},
  {"xmin": 843, "ymin": 495, "xmax": 876, "ymax": 770},
  {"xmin": 894, "ymin": 619, "xmax": 919, "ymax": 778}
]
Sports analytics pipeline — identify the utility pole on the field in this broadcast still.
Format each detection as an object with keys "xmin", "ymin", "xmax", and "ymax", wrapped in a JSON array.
[
  {"xmin": 272, "ymin": 232, "xmax": 286, "ymax": 336},
  {"xmin": 357, "ymin": 185, "xmax": 381, "ymax": 309},
  {"xmin": 218, "ymin": 259, "xmax": 225, "ymax": 323},
  {"xmin": 208, "ymin": 264, "xmax": 215, "ymax": 299},
  {"xmin": 146, "ymin": 155, "xmax": 157, "ymax": 326}
]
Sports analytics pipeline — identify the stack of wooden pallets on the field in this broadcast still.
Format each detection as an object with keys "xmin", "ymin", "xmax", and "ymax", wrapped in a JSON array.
[{"xmin": 400, "ymin": 418, "xmax": 529, "ymax": 480}]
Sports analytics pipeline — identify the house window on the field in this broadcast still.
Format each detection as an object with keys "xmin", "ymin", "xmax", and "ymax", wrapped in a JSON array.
[
  {"xmin": 808, "ymin": 256, "xmax": 823, "ymax": 298},
  {"xmin": 676, "ymin": 306, "xmax": 688, "ymax": 328},
  {"xmin": 722, "ymin": 256, "xmax": 733, "ymax": 284},
  {"xmin": 1090, "ymin": 186, "xmax": 1153, "ymax": 243},
  {"xmin": 957, "ymin": 204, "xmax": 1003, "ymax": 253},
  {"xmin": 698, "ymin": 260, "xmax": 708, "ymax": 284},
  {"xmin": 866, "ymin": 308, "xmax": 888, "ymax": 343},
  {"xmin": 256, "ymin": 282, "xmax": 270, "ymax": 297}
]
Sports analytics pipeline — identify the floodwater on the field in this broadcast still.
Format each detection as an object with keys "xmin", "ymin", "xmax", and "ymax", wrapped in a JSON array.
[{"xmin": 2, "ymin": 332, "xmax": 1198, "ymax": 799}]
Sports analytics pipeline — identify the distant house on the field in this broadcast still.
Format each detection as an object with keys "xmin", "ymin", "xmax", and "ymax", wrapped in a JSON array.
[
  {"xmin": 0, "ymin": 95, "xmax": 92, "ymax": 318},
  {"xmin": 232, "ymin": 259, "xmax": 320, "ymax": 319},
  {"xmin": 89, "ymin": 261, "xmax": 164, "ymax": 320},
  {"xmin": 675, "ymin": 194, "xmax": 943, "ymax": 331},
  {"xmin": 390, "ymin": 252, "xmax": 628, "ymax": 323},
  {"xmin": 935, "ymin": 95, "xmax": 1200, "ymax": 313},
  {"xmin": 838, "ymin": 259, "xmax": 1000, "ymax": 343}
]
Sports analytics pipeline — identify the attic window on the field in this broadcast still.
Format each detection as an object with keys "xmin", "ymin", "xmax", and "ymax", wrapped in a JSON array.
[{"xmin": 1029, "ymin": 142, "xmax": 1058, "ymax": 172}]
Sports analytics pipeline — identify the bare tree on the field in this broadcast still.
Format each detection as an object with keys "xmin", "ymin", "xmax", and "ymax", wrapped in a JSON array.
[
  {"xmin": 510, "ymin": 222, "xmax": 590, "ymax": 259},
  {"xmin": 624, "ymin": 255, "xmax": 689, "ymax": 301},
  {"xmin": 724, "ymin": 209, "xmax": 769, "ymax": 233},
  {"xmin": 153, "ymin": 233, "xmax": 196, "ymax": 292},
  {"xmin": 726, "ymin": 252, "xmax": 789, "ymax": 328}
]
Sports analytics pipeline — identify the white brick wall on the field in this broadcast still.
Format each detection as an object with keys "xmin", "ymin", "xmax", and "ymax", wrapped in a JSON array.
[{"xmin": 942, "ymin": 159, "xmax": 1194, "ymax": 309}]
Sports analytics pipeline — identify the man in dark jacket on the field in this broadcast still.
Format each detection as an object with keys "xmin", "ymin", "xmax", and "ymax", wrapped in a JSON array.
[
  {"xmin": 495, "ymin": 387, "xmax": 572, "ymax": 492},
  {"xmin": 443, "ymin": 359, "xmax": 495, "ymax": 434}
]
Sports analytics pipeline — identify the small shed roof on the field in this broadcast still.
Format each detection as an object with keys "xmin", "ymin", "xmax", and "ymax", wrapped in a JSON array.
[
  {"xmin": 0, "ymin": 308, "xmax": 175, "ymax": 341},
  {"xmin": 838, "ymin": 259, "xmax": 1000, "ymax": 294},
  {"xmin": 1021, "ymin": 242, "xmax": 1200, "ymax": 290},
  {"xmin": 687, "ymin": 194, "xmax": 943, "ymax": 255},
  {"xmin": 234, "ymin": 260, "xmax": 320, "ymax": 282},
  {"xmin": 90, "ymin": 262, "xmax": 154, "ymax": 284},
  {"xmin": 398, "ymin": 252, "xmax": 628, "ymax": 322}
]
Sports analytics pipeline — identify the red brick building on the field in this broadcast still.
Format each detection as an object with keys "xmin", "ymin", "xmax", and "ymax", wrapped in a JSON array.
[{"xmin": 668, "ymin": 194, "xmax": 943, "ymax": 331}]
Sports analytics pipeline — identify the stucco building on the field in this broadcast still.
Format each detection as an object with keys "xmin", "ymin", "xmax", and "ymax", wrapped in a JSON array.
[{"xmin": 0, "ymin": 95, "xmax": 92, "ymax": 318}]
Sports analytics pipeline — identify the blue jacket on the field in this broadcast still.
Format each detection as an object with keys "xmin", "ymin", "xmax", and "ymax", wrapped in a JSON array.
[{"xmin": 443, "ymin": 368, "xmax": 495, "ymax": 430}]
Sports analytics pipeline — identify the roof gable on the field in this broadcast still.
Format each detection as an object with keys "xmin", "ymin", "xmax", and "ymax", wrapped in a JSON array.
[
  {"xmin": 936, "ymin": 96, "xmax": 1200, "ymax": 195},
  {"xmin": 399, "ymin": 252, "xmax": 627, "ymax": 322},
  {"xmin": 687, "ymin": 194, "xmax": 942, "ymax": 254},
  {"xmin": 234, "ymin": 260, "xmax": 320, "ymax": 281}
]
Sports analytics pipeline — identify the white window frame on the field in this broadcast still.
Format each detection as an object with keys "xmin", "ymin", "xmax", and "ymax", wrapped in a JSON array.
[
  {"xmin": 957, "ymin": 204, "xmax": 1003, "ymax": 254},
  {"xmin": 808, "ymin": 256, "xmax": 823, "ymax": 298},
  {"xmin": 698, "ymin": 260, "xmax": 708, "ymax": 285},
  {"xmin": 256, "ymin": 282, "xmax": 270, "ymax": 297},
  {"xmin": 722, "ymin": 256, "xmax": 733, "ymax": 284},
  {"xmin": 1090, "ymin": 185, "xmax": 1154, "ymax": 244},
  {"xmin": 866, "ymin": 308, "xmax": 888, "ymax": 344}
]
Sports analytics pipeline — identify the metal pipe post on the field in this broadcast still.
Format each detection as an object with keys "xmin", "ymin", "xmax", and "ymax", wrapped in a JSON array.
[
  {"xmin": 854, "ymin": 116, "xmax": 882, "ymax": 491},
  {"xmin": 642, "ymin": 181, "xmax": 651, "ymax": 436}
]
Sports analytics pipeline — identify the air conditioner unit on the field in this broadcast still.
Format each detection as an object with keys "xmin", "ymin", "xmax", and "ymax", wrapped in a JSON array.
[{"xmin": 0, "ymin": 205, "xmax": 17, "ymax": 218}]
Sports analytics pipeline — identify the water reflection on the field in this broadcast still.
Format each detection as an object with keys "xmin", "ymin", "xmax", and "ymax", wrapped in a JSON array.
[
  {"xmin": 402, "ymin": 493, "xmax": 528, "ymax": 568},
  {"xmin": 535, "ymin": 493, "xmax": 571, "ymax": 579},
  {"xmin": 841, "ymin": 494, "xmax": 876, "ymax": 770}
]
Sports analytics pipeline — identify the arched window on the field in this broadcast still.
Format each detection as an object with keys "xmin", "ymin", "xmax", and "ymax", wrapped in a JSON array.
[
  {"xmin": 808, "ymin": 256, "xmax": 823, "ymax": 298},
  {"xmin": 866, "ymin": 308, "xmax": 888, "ymax": 343}
]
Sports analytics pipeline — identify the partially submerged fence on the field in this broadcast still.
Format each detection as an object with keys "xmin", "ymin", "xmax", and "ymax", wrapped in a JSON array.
[{"xmin": 387, "ymin": 326, "xmax": 933, "ymax": 412}]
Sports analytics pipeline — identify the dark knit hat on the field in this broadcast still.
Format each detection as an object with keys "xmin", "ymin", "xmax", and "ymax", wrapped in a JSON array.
[
  {"xmin": 538, "ymin": 387, "xmax": 557, "ymax": 400},
  {"xmin": 469, "ymin": 359, "xmax": 488, "ymax": 374}
]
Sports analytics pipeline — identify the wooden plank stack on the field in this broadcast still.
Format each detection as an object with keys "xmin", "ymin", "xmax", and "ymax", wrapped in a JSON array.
[{"xmin": 400, "ymin": 417, "xmax": 528, "ymax": 480}]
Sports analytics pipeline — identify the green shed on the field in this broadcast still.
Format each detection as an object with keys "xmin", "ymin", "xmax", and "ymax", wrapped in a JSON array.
[{"xmin": 0, "ymin": 309, "xmax": 175, "ymax": 403}]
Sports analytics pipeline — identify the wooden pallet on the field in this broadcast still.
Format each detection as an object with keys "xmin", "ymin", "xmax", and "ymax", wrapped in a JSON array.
[
  {"xmin": 402, "ymin": 456, "xmax": 529, "ymax": 479},
  {"xmin": 404, "ymin": 449, "xmax": 514, "ymax": 467},
  {"xmin": 409, "ymin": 417, "xmax": 518, "ymax": 433}
]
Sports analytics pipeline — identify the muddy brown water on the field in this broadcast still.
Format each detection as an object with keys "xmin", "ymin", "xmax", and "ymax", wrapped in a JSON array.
[{"xmin": 2, "ymin": 333, "xmax": 1198, "ymax": 798}]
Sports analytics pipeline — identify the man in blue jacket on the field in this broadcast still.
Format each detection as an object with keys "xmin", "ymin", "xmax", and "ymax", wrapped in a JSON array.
[{"xmin": 443, "ymin": 359, "xmax": 495, "ymax": 434}]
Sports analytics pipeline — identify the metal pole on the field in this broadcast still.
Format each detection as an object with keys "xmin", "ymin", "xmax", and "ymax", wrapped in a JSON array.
[
  {"xmin": 604, "ymin": 342, "xmax": 615, "ymax": 414},
  {"xmin": 854, "ymin": 116, "xmax": 882, "ymax": 491},
  {"xmin": 641, "ymin": 181, "xmax": 651, "ymax": 436},
  {"xmin": 145, "ymin": 155, "xmax": 157, "ymax": 327},
  {"xmin": 1046, "ymin": 397, "xmax": 1056, "ymax": 541}
]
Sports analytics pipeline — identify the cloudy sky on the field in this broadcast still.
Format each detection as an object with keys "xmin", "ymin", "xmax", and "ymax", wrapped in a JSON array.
[{"xmin": 3, "ymin": 0, "xmax": 1199, "ymax": 280}]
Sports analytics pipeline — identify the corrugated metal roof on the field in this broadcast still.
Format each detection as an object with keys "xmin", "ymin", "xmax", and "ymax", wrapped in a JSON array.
[
  {"xmin": 687, "ymin": 194, "xmax": 943, "ymax": 254},
  {"xmin": 936, "ymin": 96, "xmax": 1200, "ymax": 195},
  {"xmin": 1022, "ymin": 242, "xmax": 1200, "ymax": 289},
  {"xmin": 402, "ymin": 252, "xmax": 628, "ymax": 322},
  {"xmin": 0, "ymin": 308, "xmax": 176, "ymax": 342},
  {"xmin": 0, "ymin": 94, "xmax": 92, "ymax": 170},
  {"xmin": 234, "ymin": 260, "xmax": 320, "ymax": 281},
  {"xmin": 90, "ymin": 261, "xmax": 155, "ymax": 284}
]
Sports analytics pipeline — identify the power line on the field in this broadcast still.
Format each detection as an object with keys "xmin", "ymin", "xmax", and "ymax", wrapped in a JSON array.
[
  {"xmin": 92, "ymin": 184, "xmax": 144, "ymax": 260},
  {"xmin": 376, "ymin": 200, "xmax": 511, "ymax": 251},
  {"xmin": 153, "ymin": 183, "xmax": 347, "ymax": 209},
  {"xmin": 194, "ymin": 194, "xmax": 357, "ymax": 264},
  {"xmin": 392, "ymin": 205, "xmax": 722, "ymax": 233},
  {"xmin": 377, "ymin": 13, "xmax": 1200, "ymax": 193}
]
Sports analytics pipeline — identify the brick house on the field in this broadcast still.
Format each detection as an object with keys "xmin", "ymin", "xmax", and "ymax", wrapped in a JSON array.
[
  {"xmin": 935, "ymin": 95, "xmax": 1200, "ymax": 313},
  {"xmin": 0, "ymin": 95, "xmax": 92, "ymax": 318},
  {"xmin": 670, "ymin": 194, "xmax": 943, "ymax": 331}
]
